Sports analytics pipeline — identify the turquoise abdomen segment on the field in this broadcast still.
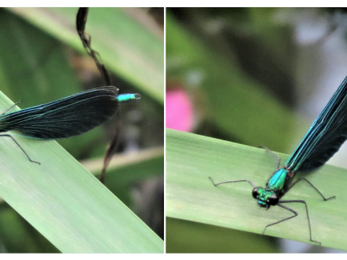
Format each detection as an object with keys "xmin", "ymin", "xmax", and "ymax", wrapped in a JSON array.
[{"xmin": 117, "ymin": 93, "xmax": 141, "ymax": 102}]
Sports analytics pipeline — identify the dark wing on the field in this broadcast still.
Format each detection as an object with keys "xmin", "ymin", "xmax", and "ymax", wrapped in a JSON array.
[
  {"xmin": 286, "ymin": 76, "xmax": 347, "ymax": 172},
  {"xmin": 0, "ymin": 87, "xmax": 119, "ymax": 139}
]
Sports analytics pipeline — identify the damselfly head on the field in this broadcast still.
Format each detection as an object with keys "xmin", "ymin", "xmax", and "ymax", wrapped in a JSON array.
[{"xmin": 252, "ymin": 187, "xmax": 279, "ymax": 208}]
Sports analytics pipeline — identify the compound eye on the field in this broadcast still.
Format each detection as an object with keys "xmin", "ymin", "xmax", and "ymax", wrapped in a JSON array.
[
  {"xmin": 252, "ymin": 187, "xmax": 259, "ymax": 199},
  {"xmin": 269, "ymin": 194, "xmax": 279, "ymax": 205}
]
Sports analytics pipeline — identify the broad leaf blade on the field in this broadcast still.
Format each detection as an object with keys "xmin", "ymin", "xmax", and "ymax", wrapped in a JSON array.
[
  {"xmin": 166, "ymin": 129, "xmax": 346, "ymax": 251},
  {"xmin": 0, "ymin": 91, "xmax": 163, "ymax": 253}
]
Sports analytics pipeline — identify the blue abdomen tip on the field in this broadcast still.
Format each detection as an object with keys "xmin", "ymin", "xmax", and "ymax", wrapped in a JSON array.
[{"xmin": 117, "ymin": 93, "xmax": 141, "ymax": 102}]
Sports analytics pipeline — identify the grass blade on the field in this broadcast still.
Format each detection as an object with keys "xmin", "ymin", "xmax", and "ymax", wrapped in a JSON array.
[
  {"xmin": 166, "ymin": 129, "xmax": 347, "ymax": 251},
  {"xmin": 0, "ymin": 91, "xmax": 163, "ymax": 253}
]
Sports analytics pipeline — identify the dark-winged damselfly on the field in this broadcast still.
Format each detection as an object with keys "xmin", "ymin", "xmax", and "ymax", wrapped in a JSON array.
[
  {"xmin": 0, "ymin": 87, "xmax": 140, "ymax": 164},
  {"xmin": 209, "ymin": 76, "xmax": 347, "ymax": 245}
]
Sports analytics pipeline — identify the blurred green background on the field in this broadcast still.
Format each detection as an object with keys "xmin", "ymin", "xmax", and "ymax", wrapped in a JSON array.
[
  {"xmin": 0, "ymin": 7, "xmax": 163, "ymax": 252},
  {"xmin": 166, "ymin": 7, "xmax": 347, "ymax": 253}
]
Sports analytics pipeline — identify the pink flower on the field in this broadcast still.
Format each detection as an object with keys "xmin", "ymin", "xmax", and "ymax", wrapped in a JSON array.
[{"xmin": 166, "ymin": 88, "xmax": 193, "ymax": 132}]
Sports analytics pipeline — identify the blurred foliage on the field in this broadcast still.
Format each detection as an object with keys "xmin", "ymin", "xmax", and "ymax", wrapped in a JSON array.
[
  {"xmin": 167, "ymin": 218, "xmax": 279, "ymax": 253},
  {"xmin": 166, "ymin": 8, "xmax": 308, "ymax": 152},
  {"xmin": 0, "ymin": 7, "xmax": 163, "ymax": 252}
]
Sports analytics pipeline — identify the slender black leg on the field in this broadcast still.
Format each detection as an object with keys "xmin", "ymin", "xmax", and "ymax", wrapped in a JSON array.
[
  {"xmin": 0, "ymin": 134, "xmax": 40, "ymax": 165},
  {"xmin": 287, "ymin": 178, "xmax": 335, "ymax": 201},
  {"xmin": 263, "ymin": 203, "xmax": 298, "ymax": 233},
  {"xmin": 208, "ymin": 176, "xmax": 256, "ymax": 188},
  {"xmin": 263, "ymin": 200, "xmax": 321, "ymax": 245},
  {"xmin": 258, "ymin": 145, "xmax": 281, "ymax": 170}
]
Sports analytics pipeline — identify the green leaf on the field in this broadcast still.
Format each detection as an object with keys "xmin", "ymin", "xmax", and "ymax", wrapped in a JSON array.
[
  {"xmin": 82, "ymin": 147, "xmax": 164, "ymax": 205},
  {"xmin": 166, "ymin": 129, "xmax": 346, "ymax": 251},
  {"xmin": 0, "ymin": 91, "xmax": 163, "ymax": 253}
]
